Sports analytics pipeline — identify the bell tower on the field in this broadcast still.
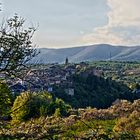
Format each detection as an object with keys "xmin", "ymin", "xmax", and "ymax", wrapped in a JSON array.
[{"xmin": 65, "ymin": 57, "xmax": 69, "ymax": 65}]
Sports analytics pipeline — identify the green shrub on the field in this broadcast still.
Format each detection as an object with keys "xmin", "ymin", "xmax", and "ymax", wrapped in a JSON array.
[
  {"xmin": 11, "ymin": 91, "xmax": 52, "ymax": 123},
  {"xmin": 54, "ymin": 108, "xmax": 61, "ymax": 117},
  {"xmin": 48, "ymin": 98, "xmax": 71, "ymax": 117}
]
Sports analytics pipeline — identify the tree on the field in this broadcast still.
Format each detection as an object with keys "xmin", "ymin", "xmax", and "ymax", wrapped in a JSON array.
[
  {"xmin": 0, "ymin": 15, "xmax": 38, "ymax": 77},
  {"xmin": 0, "ymin": 81, "xmax": 12, "ymax": 118}
]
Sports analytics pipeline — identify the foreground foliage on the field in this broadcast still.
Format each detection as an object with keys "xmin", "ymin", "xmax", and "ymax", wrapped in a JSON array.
[
  {"xmin": 11, "ymin": 91, "xmax": 71, "ymax": 124},
  {"xmin": 0, "ymin": 15, "xmax": 38, "ymax": 77},
  {"xmin": 0, "ymin": 99, "xmax": 140, "ymax": 139}
]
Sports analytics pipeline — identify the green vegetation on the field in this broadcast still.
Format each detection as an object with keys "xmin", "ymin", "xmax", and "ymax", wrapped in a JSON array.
[
  {"xmin": 11, "ymin": 91, "xmax": 71, "ymax": 124},
  {"xmin": 0, "ymin": 60, "xmax": 140, "ymax": 139},
  {"xmin": 11, "ymin": 91, "xmax": 51, "ymax": 123},
  {"xmin": 0, "ymin": 15, "xmax": 38, "ymax": 77},
  {"xmin": 88, "ymin": 61, "xmax": 140, "ymax": 87},
  {"xmin": 0, "ymin": 81, "xmax": 13, "ymax": 118},
  {"xmin": 54, "ymin": 73, "xmax": 137, "ymax": 108},
  {"xmin": 0, "ymin": 98, "xmax": 139, "ymax": 139}
]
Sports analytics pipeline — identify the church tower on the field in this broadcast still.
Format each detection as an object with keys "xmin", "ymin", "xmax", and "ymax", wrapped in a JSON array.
[{"xmin": 65, "ymin": 57, "xmax": 69, "ymax": 65}]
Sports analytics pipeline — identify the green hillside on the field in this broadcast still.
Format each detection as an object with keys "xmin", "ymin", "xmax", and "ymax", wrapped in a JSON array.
[{"xmin": 53, "ymin": 72, "xmax": 137, "ymax": 108}]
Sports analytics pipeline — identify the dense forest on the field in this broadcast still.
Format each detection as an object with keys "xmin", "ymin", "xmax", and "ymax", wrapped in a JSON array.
[{"xmin": 53, "ymin": 73, "xmax": 138, "ymax": 108}]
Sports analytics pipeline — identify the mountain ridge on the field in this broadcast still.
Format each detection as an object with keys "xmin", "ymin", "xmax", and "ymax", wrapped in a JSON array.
[{"xmin": 30, "ymin": 44, "xmax": 140, "ymax": 64}]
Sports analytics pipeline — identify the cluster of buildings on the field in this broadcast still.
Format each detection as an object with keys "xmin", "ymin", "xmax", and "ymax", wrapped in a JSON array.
[
  {"xmin": 0, "ymin": 59, "xmax": 106, "ymax": 96},
  {"xmin": 21, "ymin": 64, "xmax": 76, "ymax": 92},
  {"xmin": 5, "ymin": 60, "xmax": 93, "ymax": 96}
]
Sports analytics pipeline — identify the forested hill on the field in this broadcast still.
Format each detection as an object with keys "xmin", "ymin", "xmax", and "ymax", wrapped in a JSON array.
[
  {"xmin": 30, "ymin": 44, "xmax": 140, "ymax": 64},
  {"xmin": 53, "ymin": 73, "xmax": 138, "ymax": 108}
]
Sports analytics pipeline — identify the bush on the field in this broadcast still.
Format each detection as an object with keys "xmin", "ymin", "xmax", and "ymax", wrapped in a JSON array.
[
  {"xmin": 11, "ymin": 91, "xmax": 52, "ymax": 123},
  {"xmin": 113, "ymin": 111, "xmax": 140, "ymax": 138},
  {"xmin": 48, "ymin": 98, "xmax": 71, "ymax": 117}
]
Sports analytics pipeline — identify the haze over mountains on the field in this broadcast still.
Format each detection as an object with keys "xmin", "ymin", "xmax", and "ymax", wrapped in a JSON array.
[{"xmin": 31, "ymin": 44, "xmax": 140, "ymax": 64}]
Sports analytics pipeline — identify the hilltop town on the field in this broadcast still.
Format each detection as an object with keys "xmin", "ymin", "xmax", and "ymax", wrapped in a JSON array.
[{"xmin": 3, "ymin": 59, "xmax": 102, "ymax": 95}]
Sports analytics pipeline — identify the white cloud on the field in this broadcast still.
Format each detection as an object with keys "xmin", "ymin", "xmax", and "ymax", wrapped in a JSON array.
[
  {"xmin": 82, "ymin": 0, "xmax": 140, "ymax": 46},
  {"xmin": 107, "ymin": 0, "xmax": 140, "ymax": 27}
]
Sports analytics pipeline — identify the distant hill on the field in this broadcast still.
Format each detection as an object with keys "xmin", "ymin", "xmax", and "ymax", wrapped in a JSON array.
[{"xmin": 30, "ymin": 44, "xmax": 140, "ymax": 64}]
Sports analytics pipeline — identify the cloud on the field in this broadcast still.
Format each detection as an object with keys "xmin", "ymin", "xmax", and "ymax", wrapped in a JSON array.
[
  {"xmin": 82, "ymin": 0, "xmax": 140, "ymax": 46},
  {"xmin": 107, "ymin": 0, "xmax": 140, "ymax": 27}
]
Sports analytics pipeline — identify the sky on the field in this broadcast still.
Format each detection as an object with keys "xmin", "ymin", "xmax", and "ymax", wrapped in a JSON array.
[{"xmin": 1, "ymin": 0, "xmax": 140, "ymax": 48}]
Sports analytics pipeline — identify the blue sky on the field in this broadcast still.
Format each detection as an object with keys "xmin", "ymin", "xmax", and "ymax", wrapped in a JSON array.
[{"xmin": 1, "ymin": 0, "xmax": 140, "ymax": 48}]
